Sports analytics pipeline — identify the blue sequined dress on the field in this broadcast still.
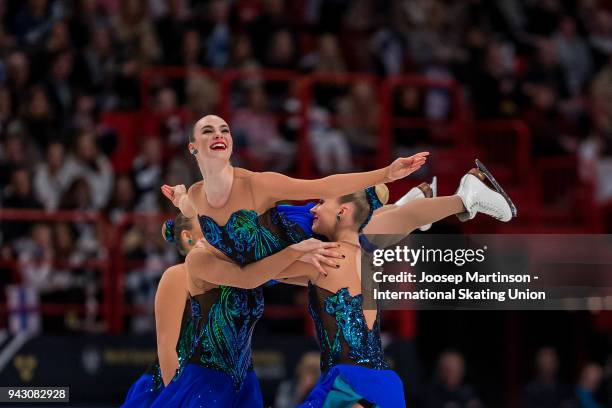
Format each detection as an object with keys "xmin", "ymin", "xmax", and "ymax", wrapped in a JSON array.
[
  {"xmin": 298, "ymin": 284, "xmax": 405, "ymax": 408},
  {"xmin": 121, "ymin": 299, "xmax": 192, "ymax": 408},
  {"xmin": 151, "ymin": 204, "xmax": 315, "ymax": 407}
]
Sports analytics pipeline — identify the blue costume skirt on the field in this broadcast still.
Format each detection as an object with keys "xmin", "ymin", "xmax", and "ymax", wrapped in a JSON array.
[
  {"xmin": 150, "ymin": 364, "xmax": 263, "ymax": 408},
  {"xmin": 121, "ymin": 374, "xmax": 162, "ymax": 408},
  {"xmin": 298, "ymin": 365, "xmax": 405, "ymax": 408}
]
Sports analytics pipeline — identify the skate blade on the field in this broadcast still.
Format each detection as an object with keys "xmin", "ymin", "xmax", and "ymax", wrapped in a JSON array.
[
  {"xmin": 431, "ymin": 176, "xmax": 437, "ymax": 197},
  {"xmin": 475, "ymin": 159, "xmax": 518, "ymax": 218}
]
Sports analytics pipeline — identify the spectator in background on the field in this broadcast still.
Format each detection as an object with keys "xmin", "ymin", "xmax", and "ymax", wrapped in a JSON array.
[
  {"xmin": 0, "ymin": 86, "xmax": 13, "ymax": 134},
  {"xmin": 67, "ymin": 0, "xmax": 107, "ymax": 50},
  {"xmin": 105, "ymin": 174, "xmax": 137, "ymax": 224},
  {"xmin": 44, "ymin": 19, "xmax": 71, "ymax": 56},
  {"xmin": 522, "ymin": 347, "xmax": 573, "ymax": 408},
  {"xmin": 19, "ymin": 85, "xmax": 57, "ymax": 152},
  {"xmin": 58, "ymin": 177, "xmax": 93, "ymax": 211},
  {"xmin": 0, "ymin": 2, "xmax": 15, "ymax": 51},
  {"xmin": 12, "ymin": 0, "xmax": 55, "ymax": 46},
  {"xmin": 185, "ymin": 73, "xmax": 219, "ymax": 118},
  {"xmin": 574, "ymin": 363, "xmax": 603, "ymax": 408},
  {"xmin": 554, "ymin": 16, "xmax": 593, "ymax": 96},
  {"xmin": 423, "ymin": 350, "xmax": 482, "ymax": 408},
  {"xmin": 15, "ymin": 222, "xmax": 54, "ymax": 292},
  {"xmin": 248, "ymin": 0, "xmax": 289, "ymax": 63},
  {"xmin": 151, "ymin": 86, "xmax": 191, "ymax": 148},
  {"xmin": 337, "ymin": 82, "xmax": 379, "ymax": 155},
  {"xmin": 111, "ymin": 0, "xmax": 160, "ymax": 109},
  {"xmin": 524, "ymin": 38, "xmax": 569, "ymax": 100},
  {"xmin": 588, "ymin": 9, "xmax": 612, "ymax": 70},
  {"xmin": 33, "ymin": 141, "xmax": 79, "ymax": 210},
  {"xmin": 265, "ymin": 29, "xmax": 298, "ymax": 70},
  {"xmin": 73, "ymin": 130, "xmax": 114, "ymax": 210},
  {"xmin": 232, "ymin": 85, "xmax": 295, "ymax": 172},
  {"xmin": 71, "ymin": 94, "xmax": 97, "ymax": 133},
  {"xmin": 180, "ymin": 28, "xmax": 205, "ymax": 67},
  {"xmin": 57, "ymin": 177, "xmax": 101, "ymax": 256},
  {"xmin": 122, "ymin": 219, "xmax": 175, "ymax": 332},
  {"xmin": 3, "ymin": 167, "xmax": 40, "ymax": 210},
  {"xmin": 274, "ymin": 351, "xmax": 320, "ymax": 408},
  {"xmin": 308, "ymin": 106, "xmax": 352, "ymax": 174},
  {"xmin": 0, "ymin": 128, "xmax": 29, "ymax": 188},
  {"xmin": 111, "ymin": 0, "xmax": 159, "ymax": 59},
  {"xmin": 470, "ymin": 40, "xmax": 521, "ymax": 118},
  {"xmin": 44, "ymin": 50, "xmax": 75, "ymax": 130},
  {"xmin": 74, "ymin": 26, "xmax": 119, "ymax": 108},
  {"xmin": 155, "ymin": 0, "xmax": 191, "ymax": 65},
  {"xmin": 131, "ymin": 137, "xmax": 164, "ymax": 211},
  {"xmin": 393, "ymin": 85, "xmax": 430, "ymax": 156},
  {"xmin": 205, "ymin": 0, "xmax": 231, "ymax": 69},
  {"xmin": 2, "ymin": 168, "xmax": 42, "ymax": 242},
  {"xmin": 226, "ymin": 33, "xmax": 259, "ymax": 70},
  {"xmin": 5, "ymin": 51, "xmax": 31, "ymax": 102},
  {"xmin": 523, "ymin": 84, "xmax": 570, "ymax": 157},
  {"xmin": 301, "ymin": 34, "xmax": 347, "ymax": 73}
]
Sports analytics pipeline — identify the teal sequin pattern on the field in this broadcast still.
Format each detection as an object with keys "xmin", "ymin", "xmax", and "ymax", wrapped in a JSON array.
[
  {"xmin": 308, "ymin": 284, "xmax": 388, "ymax": 373},
  {"xmin": 146, "ymin": 362, "xmax": 163, "ymax": 392},
  {"xmin": 187, "ymin": 207, "xmax": 307, "ymax": 391},
  {"xmin": 188, "ymin": 287, "xmax": 264, "ymax": 391},
  {"xmin": 198, "ymin": 208, "xmax": 308, "ymax": 266},
  {"xmin": 173, "ymin": 302, "xmax": 195, "ymax": 381}
]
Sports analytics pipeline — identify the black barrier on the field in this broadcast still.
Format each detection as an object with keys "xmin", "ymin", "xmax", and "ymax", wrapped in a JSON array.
[{"xmin": 0, "ymin": 334, "xmax": 323, "ymax": 406}]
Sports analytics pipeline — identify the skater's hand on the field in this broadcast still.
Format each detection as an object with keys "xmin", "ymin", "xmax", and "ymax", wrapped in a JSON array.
[
  {"xmin": 161, "ymin": 184, "xmax": 187, "ymax": 208},
  {"xmin": 385, "ymin": 152, "xmax": 429, "ymax": 182},
  {"xmin": 290, "ymin": 239, "xmax": 343, "ymax": 276}
]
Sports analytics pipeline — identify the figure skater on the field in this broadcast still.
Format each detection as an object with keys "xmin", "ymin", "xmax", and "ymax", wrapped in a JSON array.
[
  {"xmin": 153, "ymin": 114, "xmax": 428, "ymax": 407},
  {"xmin": 266, "ymin": 162, "xmax": 517, "ymax": 407}
]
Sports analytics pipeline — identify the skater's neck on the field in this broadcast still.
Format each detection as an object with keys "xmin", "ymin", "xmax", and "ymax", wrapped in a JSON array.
[{"xmin": 201, "ymin": 163, "xmax": 234, "ymax": 208}]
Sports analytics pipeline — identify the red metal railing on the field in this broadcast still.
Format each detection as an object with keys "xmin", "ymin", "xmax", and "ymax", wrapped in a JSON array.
[{"xmin": 0, "ymin": 209, "xmax": 113, "ymax": 329}]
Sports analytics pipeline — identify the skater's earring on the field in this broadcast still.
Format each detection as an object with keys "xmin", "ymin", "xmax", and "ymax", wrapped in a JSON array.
[
  {"xmin": 336, "ymin": 214, "xmax": 341, "ymax": 221},
  {"xmin": 191, "ymin": 149, "xmax": 198, "ymax": 155},
  {"xmin": 188, "ymin": 238, "xmax": 193, "ymax": 245}
]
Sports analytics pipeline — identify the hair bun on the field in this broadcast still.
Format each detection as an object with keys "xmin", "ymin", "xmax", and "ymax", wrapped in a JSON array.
[
  {"xmin": 374, "ymin": 184, "xmax": 389, "ymax": 205},
  {"xmin": 162, "ymin": 219, "xmax": 175, "ymax": 243}
]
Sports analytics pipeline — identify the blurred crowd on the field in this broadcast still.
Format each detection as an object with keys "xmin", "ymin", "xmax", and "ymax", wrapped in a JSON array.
[
  {"xmin": 0, "ymin": 1, "xmax": 611, "ymax": 406},
  {"xmin": 276, "ymin": 347, "xmax": 612, "ymax": 408},
  {"xmin": 0, "ymin": 0, "xmax": 610, "ymax": 332}
]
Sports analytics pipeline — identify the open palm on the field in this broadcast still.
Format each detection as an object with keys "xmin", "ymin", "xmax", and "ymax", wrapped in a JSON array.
[{"xmin": 385, "ymin": 152, "xmax": 429, "ymax": 182}]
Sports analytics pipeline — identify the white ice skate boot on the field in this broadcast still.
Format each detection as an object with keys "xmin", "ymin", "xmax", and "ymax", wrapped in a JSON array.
[
  {"xmin": 455, "ymin": 159, "xmax": 517, "ymax": 222},
  {"xmin": 395, "ymin": 176, "xmax": 438, "ymax": 231}
]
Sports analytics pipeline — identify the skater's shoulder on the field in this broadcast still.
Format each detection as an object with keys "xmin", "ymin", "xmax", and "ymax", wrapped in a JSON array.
[{"xmin": 160, "ymin": 264, "xmax": 186, "ymax": 287}]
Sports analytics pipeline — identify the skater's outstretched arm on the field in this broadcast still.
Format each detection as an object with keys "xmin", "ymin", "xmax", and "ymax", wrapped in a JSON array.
[{"xmin": 253, "ymin": 153, "xmax": 428, "ymax": 207}]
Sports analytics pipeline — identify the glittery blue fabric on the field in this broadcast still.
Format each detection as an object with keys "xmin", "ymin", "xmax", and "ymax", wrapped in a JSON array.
[
  {"xmin": 121, "ymin": 300, "xmax": 192, "ymax": 407},
  {"xmin": 167, "ymin": 206, "xmax": 311, "ymax": 398},
  {"xmin": 308, "ymin": 284, "xmax": 389, "ymax": 373},
  {"xmin": 121, "ymin": 371, "xmax": 162, "ymax": 408},
  {"xmin": 297, "ymin": 364, "xmax": 406, "ymax": 408},
  {"xmin": 360, "ymin": 187, "xmax": 383, "ymax": 232},
  {"xmin": 197, "ymin": 207, "xmax": 310, "ymax": 266},
  {"xmin": 185, "ymin": 287, "xmax": 263, "ymax": 391},
  {"xmin": 301, "ymin": 284, "xmax": 405, "ymax": 408},
  {"xmin": 151, "ymin": 364, "xmax": 262, "ymax": 408}
]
